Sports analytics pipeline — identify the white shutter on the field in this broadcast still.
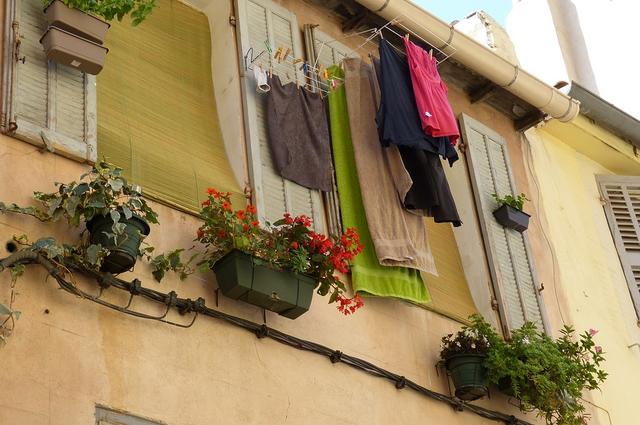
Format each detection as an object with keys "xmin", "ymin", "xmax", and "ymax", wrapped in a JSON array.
[
  {"xmin": 235, "ymin": 0, "xmax": 324, "ymax": 231},
  {"xmin": 597, "ymin": 176, "xmax": 640, "ymax": 320},
  {"xmin": 2, "ymin": 0, "xmax": 96, "ymax": 162},
  {"xmin": 460, "ymin": 114, "xmax": 548, "ymax": 335},
  {"xmin": 304, "ymin": 26, "xmax": 358, "ymax": 237}
]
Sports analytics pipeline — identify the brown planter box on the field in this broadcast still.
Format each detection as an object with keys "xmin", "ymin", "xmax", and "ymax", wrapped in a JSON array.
[
  {"xmin": 44, "ymin": 0, "xmax": 110, "ymax": 44},
  {"xmin": 40, "ymin": 26, "xmax": 108, "ymax": 75}
]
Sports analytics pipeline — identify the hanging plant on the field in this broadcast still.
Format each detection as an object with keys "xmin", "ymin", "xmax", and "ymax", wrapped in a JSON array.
[{"xmin": 492, "ymin": 192, "xmax": 531, "ymax": 232}]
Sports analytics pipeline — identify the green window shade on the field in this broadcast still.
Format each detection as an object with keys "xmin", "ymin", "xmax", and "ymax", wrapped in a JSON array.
[
  {"xmin": 97, "ymin": 0, "xmax": 242, "ymax": 211},
  {"xmin": 424, "ymin": 219, "xmax": 479, "ymax": 322}
]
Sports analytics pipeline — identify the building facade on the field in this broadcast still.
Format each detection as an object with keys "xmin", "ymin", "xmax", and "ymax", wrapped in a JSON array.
[{"xmin": 0, "ymin": 0, "xmax": 631, "ymax": 424}]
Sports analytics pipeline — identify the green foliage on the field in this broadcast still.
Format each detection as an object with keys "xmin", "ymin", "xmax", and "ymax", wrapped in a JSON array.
[
  {"xmin": 1, "ymin": 161, "xmax": 158, "ymax": 240},
  {"xmin": 47, "ymin": 0, "xmax": 157, "ymax": 25},
  {"xmin": 444, "ymin": 318, "xmax": 608, "ymax": 425},
  {"xmin": 139, "ymin": 246, "xmax": 197, "ymax": 282},
  {"xmin": 492, "ymin": 192, "xmax": 530, "ymax": 211},
  {"xmin": 440, "ymin": 314, "xmax": 504, "ymax": 359}
]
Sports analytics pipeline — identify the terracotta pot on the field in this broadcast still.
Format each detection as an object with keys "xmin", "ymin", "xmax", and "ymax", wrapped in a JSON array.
[
  {"xmin": 40, "ymin": 26, "xmax": 108, "ymax": 75},
  {"xmin": 44, "ymin": 0, "xmax": 110, "ymax": 44}
]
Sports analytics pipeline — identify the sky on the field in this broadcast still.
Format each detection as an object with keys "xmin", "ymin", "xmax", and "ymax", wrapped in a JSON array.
[{"xmin": 411, "ymin": 1, "xmax": 513, "ymax": 26}]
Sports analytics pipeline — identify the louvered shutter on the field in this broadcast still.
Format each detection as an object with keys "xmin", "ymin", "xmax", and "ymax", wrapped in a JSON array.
[
  {"xmin": 235, "ymin": 0, "xmax": 324, "ymax": 231},
  {"xmin": 304, "ymin": 26, "xmax": 357, "ymax": 236},
  {"xmin": 460, "ymin": 114, "xmax": 548, "ymax": 334},
  {"xmin": 597, "ymin": 176, "xmax": 640, "ymax": 319},
  {"xmin": 2, "ymin": 0, "xmax": 96, "ymax": 162}
]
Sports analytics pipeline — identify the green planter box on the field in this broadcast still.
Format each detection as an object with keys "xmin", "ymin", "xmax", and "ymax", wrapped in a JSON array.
[
  {"xmin": 212, "ymin": 250, "xmax": 315, "ymax": 319},
  {"xmin": 86, "ymin": 213, "xmax": 150, "ymax": 274},
  {"xmin": 445, "ymin": 353, "xmax": 489, "ymax": 401}
]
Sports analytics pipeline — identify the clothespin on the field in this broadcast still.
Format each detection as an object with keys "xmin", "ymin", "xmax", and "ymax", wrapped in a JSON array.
[
  {"xmin": 293, "ymin": 57, "xmax": 304, "ymax": 65},
  {"xmin": 404, "ymin": 33, "xmax": 410, "ymax": 41},
  {"xmin": 322, "ymin": 69, "xmax": 329, "ymax": 81},
  {"xmin": 331, "ymin": 79, "xmax": 337, "ymax": 90},
  {"xmin": 264, "ymin": 40, "xmax": 272, "ymax": 54},
  {"xmin": 269, "ymin": 65, "xmax": 273, "ymax": 78},
  {"xmin": 284, "ymin": 48, "xmax": 292, "ymax": 61},
  {"xmin": 274, "ymin": 47, "xmax": 283, "ymax": 62},
  {"xmin": 429, "ymin": 49, "xmax": 433, "ymax": 60}
]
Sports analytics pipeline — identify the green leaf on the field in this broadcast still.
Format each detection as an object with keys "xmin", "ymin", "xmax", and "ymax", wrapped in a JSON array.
[
  {"xmin": 108, "ymin": 178, "xmax": 124, "ymax": 192},
  {"xmin": 152, "ymin": 268, "xmax": 165, "ymax": 282},
  {"xmin": 85, "ymin": 244, "xmax": 102, "ymax": 265},
  {"xmin": 109, "ymin": 209, "xmax": 121, "ymax": 224},
  {"xmin": 33, "ymin": 237, "xmax": 56, "ymax": 250},
  {"xmin": 121, "ymin": 205, "xmax": 133, "ymax": 220},
  {"xmin": 0, "ymin": 304, "xmax": 12, "ymax": 315},
  {"xmin": 12, "ymin": 310, "xmax": 21, "ymax": 320}
]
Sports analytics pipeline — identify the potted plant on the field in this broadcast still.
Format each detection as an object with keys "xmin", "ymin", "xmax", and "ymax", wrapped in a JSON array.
[
  {"xmin": 40, "ymin": 0, "xmax": 156, "ymax": 74},
  {"xmin": 0, "ymin": 161, "xmax": 158, "ymax": 274},
  {"xmin": 492, "ymin": 193, "xmax": 531, "ymax": 232},
  {"xmin": 440, "ymin": 315, "xmax": 503, "ymax": 401},
  {"xmin": 196, "ymin": 189, "xmax": 364, "ymax": 319},
  {"xmin": 487, "ymin": 323, "xmax": 607, "ymax": 425}
]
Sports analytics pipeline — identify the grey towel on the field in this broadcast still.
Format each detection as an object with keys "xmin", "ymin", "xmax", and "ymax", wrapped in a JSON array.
[
  {"xmin": 343, "ymin": 57, "xmax": 437, "ymax": 275},
  {"xmin": 266, "ymin": 75, "xmax": 332, "ymax": 192}
]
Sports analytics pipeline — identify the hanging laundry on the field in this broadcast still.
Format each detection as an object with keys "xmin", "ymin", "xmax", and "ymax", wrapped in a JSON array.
[
  {"xmin": 342, "ymin": 58, "xmax": 438, "ymax": 275},
  {"xmin": 376, "ymin": 39, "xmax": 458, "ymax": 166},
  {"xmin": 266, "ymin": 75, "xmax": 333, "ymax": 192},
  {"xmin": 253, "ymin": 65, "xmax": 270, "ymax": 93},
  {"xmin": 327, "ymin": 64, "xmax": 431, "ymax": 303},
  {"xmin": 374, "ymin": 44, "xmax": 462, "ymax": 225},
  {"xmin": 403, "ymin": 38, "xmax": 459, "ymax": 146}
]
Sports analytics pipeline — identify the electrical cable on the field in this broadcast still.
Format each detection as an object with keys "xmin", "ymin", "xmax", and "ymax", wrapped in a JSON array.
[{"xmin": 0, "ymin": 250, "xmax": 533, "ymax": 425}]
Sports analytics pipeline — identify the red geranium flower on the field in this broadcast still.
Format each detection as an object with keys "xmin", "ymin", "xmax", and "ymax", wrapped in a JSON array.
[
  {"xmin": 246, "ymin": 204, "xmax": 257, "ymax": 214},
  {"xmin": 236, "ymin": 210, "xmax": 246, "ymax": 220}
]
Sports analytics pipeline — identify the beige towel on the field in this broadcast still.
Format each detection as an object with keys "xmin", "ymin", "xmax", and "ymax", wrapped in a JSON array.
[{"xmin": 343, "ymin": 57, "xmax": 437, "ymax": 275}]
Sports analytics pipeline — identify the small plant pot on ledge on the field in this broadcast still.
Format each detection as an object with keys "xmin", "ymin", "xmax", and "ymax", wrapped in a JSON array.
[
  {"xmin": 212, "ymin": 249, "xmax": 315, "ymax": 319},
  {"xmin": 493, "ymin": 204, "xmax": 530, "ymax": 233},
  {"xmin": 44, "ymin": 0, "xmax": 110, "ymax": 44},
  {"xmin": 445, "ymin": 354, "xmax": 489, "ymax": 401},
  {"xmin": 40, "ymin": 26, "xmax": 108, "ymax": 75},
  {"xmin": 86, "ymin": 214, "xmax": 150, "ymax": 274}
]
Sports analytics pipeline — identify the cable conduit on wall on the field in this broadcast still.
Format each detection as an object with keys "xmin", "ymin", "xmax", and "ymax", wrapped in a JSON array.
[{"xmin": 0, "ymin": 251, "xmax": 531, "ymax": 425}]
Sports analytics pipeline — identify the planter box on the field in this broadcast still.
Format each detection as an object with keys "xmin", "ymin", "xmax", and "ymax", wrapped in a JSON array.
[
  {"xmin": 212, "ymin": 250, "xmax": 315, "ymax": 319},
  {"xmin": 44, "ymin": 0, "xmax": 110, "ymax": 44},
  {"xmin": 493, "ymin": 204, "xmax": 530, "ymax": 233},
  {"xmin": 40, "ymin": 26, "xmax": 108, "ymax": 75},
  {"xmin": 445, "ymin": 354, "xmax": 488, "ymax": 401},
  {"xmin": 86, "ymin": 213, "xmax": 150, "ymax": 274}
]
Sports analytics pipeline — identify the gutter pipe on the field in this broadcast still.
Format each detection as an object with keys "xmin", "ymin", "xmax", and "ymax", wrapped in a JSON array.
[{"xmin": 353, "ymin": 0, "xmax": 580, "ymax": 122}]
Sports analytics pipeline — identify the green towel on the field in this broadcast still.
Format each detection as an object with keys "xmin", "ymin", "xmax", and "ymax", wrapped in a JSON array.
[{"xmin": 327, "ymin": 66, "xmax": 430, "ymax": 303}]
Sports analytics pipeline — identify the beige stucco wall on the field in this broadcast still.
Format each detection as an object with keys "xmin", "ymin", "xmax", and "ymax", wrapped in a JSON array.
[
  {"xmin": 525, "ymin": 125, "xmax": 640, "ymax": 425},
  {"xmin": 0, "ymin": 131, "xmax": 538, "ymax": 424},
  {"xmin": 0, "ymin": 0, "xmax": 591, "ymax": 424}
]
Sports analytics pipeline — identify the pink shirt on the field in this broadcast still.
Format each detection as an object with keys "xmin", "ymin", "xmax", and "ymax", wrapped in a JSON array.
[{"xmin": 404, "ymin": 38, "xmax": 459, "ymax": 145}]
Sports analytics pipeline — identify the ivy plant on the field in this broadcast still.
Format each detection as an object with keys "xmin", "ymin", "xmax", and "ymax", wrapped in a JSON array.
[{"xmin": 47, "ymin": 0, "xmax": 157, "ymax": 26}]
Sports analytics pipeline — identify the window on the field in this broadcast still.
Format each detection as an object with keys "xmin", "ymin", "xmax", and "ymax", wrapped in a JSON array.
[
  {"xmin": 95, "ymin": 406, "xmax": 164, "ymax": 425},
  {"xmin": 2, "ymin": 0, "xmax": 96, "ymax": 162},
  {"xmin": 460, "ymin": 113, "xmax": 549, "ymax": 335},
  {"xmin": 597, "ymin": 175, "xmax": 640, "ymax": 320},
  {"xmin": 235, "ymin": 0, "xmax": 324, "ymax": 231},
  {"xmin": 97, "ymin": 0, "xmax": 243, "ymax": 211}
]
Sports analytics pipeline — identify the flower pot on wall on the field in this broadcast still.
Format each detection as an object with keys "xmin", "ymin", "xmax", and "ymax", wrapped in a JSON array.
[
  {"xmin": 40, "ymin": 26, "xmax": 108, "ymax": 75},
  {"xmin": 492, "ymin": 204, "xmax": 530, "ymax": 233},
  {"xmin": 212, "ymin": 249, "xmax": 315, "ymax": 319},
  {"xmin": 86, "ymin": 213, "xmax": 150, "ymax": 274},
  {"xmin": 44, "ymin": 0, "xmax": 110, "ymax": 44},
  {"xmin": 445, "ymin": 354, "xmax": 489, "ymax": 401}
]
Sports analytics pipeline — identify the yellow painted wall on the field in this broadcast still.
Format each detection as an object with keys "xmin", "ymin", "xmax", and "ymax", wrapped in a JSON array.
[
  {"xmin": 526, "ymin": 124, "xmax": 640, "ymax": 425},
  {"xmin": 0, "ymin": 133, "xmax": 537, "ymax": 424}
]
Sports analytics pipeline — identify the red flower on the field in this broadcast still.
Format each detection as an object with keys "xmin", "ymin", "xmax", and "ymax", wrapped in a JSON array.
[
  {"xmin": 217, "ymin": 230, "xmax": 226, "ymax": 238},
  {"xmin": 243, "ymin": 224, "xmax": 250, "ymax": 231},
  {"xmin": 236, "ymin": 210, "xmax": 246, "ymax": 220},
  {"xmin": 202, "ymin": 199, "xmax": 211, "ymax": 206},
  {"xmin": 222, "ymin": 202, "xmax": 232, "ymax": 211},
  {"xmin": 196, "ymin": 228, "xmax": 205, "ymax": 239},
  {"xmin": 290, "ymin": 241, "xmax": 299, "ymax": 249},
  {"xmin": 207, "ymin": 188, "xmax": 218, "ymax": 196},
  {"xmin": 283, "ymin": 212, "xmax": 293, "ymax": 225},
  {"xmin": 251, "ymin": 220, "xmax": 259, "ymax": 227},
  {"xmin": 246, "ymin": 204, "xmax": 257, "ymax": 214}
]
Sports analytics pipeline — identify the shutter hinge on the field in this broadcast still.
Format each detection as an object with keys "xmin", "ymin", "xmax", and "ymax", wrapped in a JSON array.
[
  {"xmin": 538, "ymin": 282, "xmax": 545, "ymax": 294},
  {"xmin": 599, "ymin": 196, "xmax": 607, "ymax": 206},
  {"xmin": 490, "ymin": 296, "xmax": 499, "ymax": 311},
  {"xmin": 11, "ymin": 21, "xmax": 25, "ymax": 64},
  {"xmin": 229, "ymin": 15, "xmax": 237, "ymax": 26}
]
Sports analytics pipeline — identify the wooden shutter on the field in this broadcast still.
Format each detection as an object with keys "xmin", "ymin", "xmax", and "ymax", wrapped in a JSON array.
[
  {"xmin": 597, "ymin": 176, "xmax": 640, "ymax": 319},
  {"xmin": 460, "ymin": 114, "xmax": 548, "ymax": 334},
  {"xmin": 2, "ymin": 0, "xmax": 96, "ymax": 162},
  {"xmin": 235, "ymin": 0, "xmax": 324, "ymax": 231},
  {"xmin": 304, "ymin": 26, "xmax": 357, "ymax": 236}
]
